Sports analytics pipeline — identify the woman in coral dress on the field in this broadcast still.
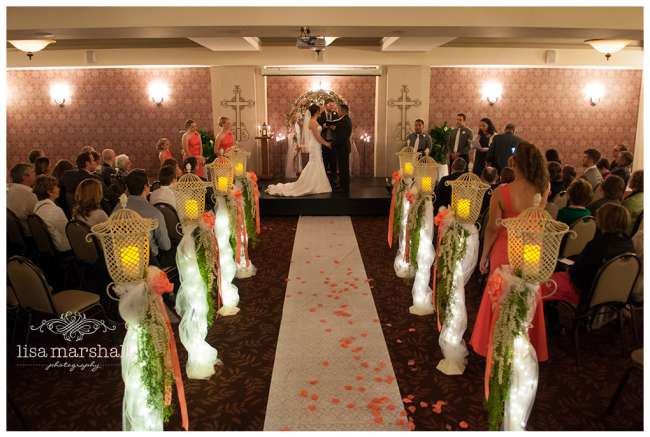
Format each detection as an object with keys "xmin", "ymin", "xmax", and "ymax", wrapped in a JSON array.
[
  {"xmin": 157, "ymin": 138, "xmax": 174, "ymax": 164},
  {"xmin": 470, "ymin": 142, "xmax": 551, "ymax": 362},
  {"xmin": 215, "ymin": 116, "xmax": 235, "ymax": 155},
  {"xmin": 182, "ymin": 119, "xmax": 205, "ymax": 177}
]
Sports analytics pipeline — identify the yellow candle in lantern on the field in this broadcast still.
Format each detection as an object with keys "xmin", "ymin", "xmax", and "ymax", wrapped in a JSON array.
[
  {"xmin": 404, "ymin": 162, "xmax": 414, "ymax": 177},
  {"xmin": 234, "ymin": 162, "xmax": 245, "ymax": 176},
  {"xmin": 120, "ymin": 245, "xmax": 140, "ymax": 274},
  {"xmin": 522, "ymin": 243, "xmax": 541, "ymax": 276},
  {"xmin": 456, "ymin": 198, "xmax": 471, "ymax": 220},
  {"xmin": 421, "ymin": 176, "xmax": 432, "ymax": 192},
  {"xmin": 184, "ymin": 199, "xmax": 199, "ymax": 220},
  {"xmin": 217, "ymin": 176, "xmax": 229, "ymax": 192}
]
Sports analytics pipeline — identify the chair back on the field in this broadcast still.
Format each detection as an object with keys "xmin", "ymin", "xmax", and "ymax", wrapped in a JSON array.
[
  {"xmin": 553, "ymin": 191, "xmax": 568, "ymax": 209},
  {"xmin": 7, "ymin": 208, "xmax": 27, "ymax": 255},
  {"xmin": 153, "ymin": 203, "xmax": 183, "ymax": 246},
  {"xmin": 561, "ymin": 216, "xmax": 597, "ymax": 258},
  {"xmin": 588, "ymin": 253, "xmax": 641, "ymax": 308},
  {"xmin": 7, "ymin": 256, "xmax": 55, "ymax": 314},
  {"xmin": 66, "ymin": 220, "xmax": 100, "ymax": 264},
  {"xmin": 632, "ymin": 211, "xmax": 643, "ymax": 237},
  {"xmin": 545, "ymin": 202, "xmax": 559, "ymax": 219},
  {"xmin": 7, "ymin": 284, "xmax": 19, "ymax": 308},
  {"xmin": 27, "ymin": 214, "xmax": 57, "ymax": 257}
]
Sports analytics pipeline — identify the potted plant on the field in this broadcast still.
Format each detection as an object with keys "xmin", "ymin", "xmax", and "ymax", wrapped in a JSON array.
[
  {"xmin": 429, "ymin": 122, "xmax": 451, "ymax": 165},
  {"xmin": 200, "ymin": 129, "xmax": 217, "ymax": 164}
]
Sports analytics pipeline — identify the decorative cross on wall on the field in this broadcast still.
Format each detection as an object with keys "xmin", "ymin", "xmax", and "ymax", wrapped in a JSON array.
[
  {"xmin": 220, "ymin": 85, "xmax": 255, "ymax": 141},
  {"xmin": 388, "ymin": 85, "xmax": 421, "ymax": 141}
]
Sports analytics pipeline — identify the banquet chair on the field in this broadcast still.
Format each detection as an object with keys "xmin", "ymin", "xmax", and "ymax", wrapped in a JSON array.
[
  {"xmin": 7, "ymin": 256, "xmax": 109, "ymax": 345},
  {"xmin": 7, "ymin": 208, "xmax": 29, "ymax": 258},
  {"xmin": 26, "ymin": 214, "xmax": 77, "ymax": 290},
  {"xmin": 605, "ymin": 348, "xmax": 643, "ymax": 415},
  {"xmin": 153, "ymin": 203, "xmax": 183, "ymax": 247},
  {"xmin": 559, "ymin": 216, "xmax": 597, "ymax": 259},
  {"xmin": 545, "ymin": 202, "xmax": 559, "ymax": 219},
  {"xmin": 65, "ymin": 220, "xmax": 111, "ymax": 293},
  {"xmin": 557, "ymin": 253, "xmax": 641, "ymax": 366}
]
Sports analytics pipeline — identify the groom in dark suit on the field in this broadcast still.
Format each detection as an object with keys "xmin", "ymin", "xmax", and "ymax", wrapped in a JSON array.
[
  {"xmin": 318, "ymin": 98, "xmax": 338, "ymax": 184},
  {"xmin": 334, "ymin": 104, "xmax": 353, "ymax": 192}
]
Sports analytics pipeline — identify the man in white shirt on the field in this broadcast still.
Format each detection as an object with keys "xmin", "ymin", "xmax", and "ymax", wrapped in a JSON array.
[
  {"xmin": 405, "ymin": 119, "xmax": 432, "ymax": 154},
  {"xmin": 446, "ymin": 113, "xmax": 473, "ymax": 171},
  {"xmin": 580, "ymin": 148, "xmax": 603, "ymax": 190},
  {"xmin": 7, "ymin": 163, "xmax": 37, "ymax": 235},
  {"xmin": 149, "ymin": 164, "xmax": 177, "ymax": 209},
  {"xmin": 32, "ymin": 175, "xmax": 71, "ymax": 252}
]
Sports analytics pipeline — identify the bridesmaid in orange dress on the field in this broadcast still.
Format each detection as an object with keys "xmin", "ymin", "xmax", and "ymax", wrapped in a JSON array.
[
  {"xmin": 470, "ymin": 142, "xmax": 551, "ymax": 362},
  {"xmin": 215, "ymin": 116, "xmax": 235, "ymax": 154},
  {"xmin": 156, "ymin": 138, "xmax": 174, "ymax": 165},
  {"xmin": 182, "ymin": 119, "xmax": 205, "ymax": 177}
]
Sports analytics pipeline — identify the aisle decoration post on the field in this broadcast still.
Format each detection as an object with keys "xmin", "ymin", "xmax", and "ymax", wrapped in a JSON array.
[
  {"xmin": 226, "ymin": 146, "xmax": 260, "ymax": 279},
  {"xmin": 390, "ymin": 145, "xmax": 419, "ymax": 278},
  {"xmin": 434, "ymin": 172, "xmax": 490, "ymax": 375},
  {"xmin": 406, "ymin": 149, "xmax": 438, "ymax": 315},
  {"xmin": 172, "ymin": 172, "xmax": 221, "ymax": 379},
  {"xmin": 206, "ymin": 153, "xmax": 241, "ymax": 316},
  {"xmin": 485, "ymin": 206, "xmax": 570, "ymax": 430},
  {"xmin": 90, "ymin": 195, "xmax": 188, "ymax": 431}
]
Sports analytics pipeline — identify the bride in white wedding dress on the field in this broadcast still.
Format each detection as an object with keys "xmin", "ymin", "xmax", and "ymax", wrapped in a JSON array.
[{"xmin": 266, "ymin": 104, "xmax": 333, "ymax": 197}]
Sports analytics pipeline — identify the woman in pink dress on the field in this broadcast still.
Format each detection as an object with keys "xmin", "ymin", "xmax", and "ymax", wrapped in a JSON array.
[
  {"xmin": 470, "ymin": 142, "xmax": 551, "ymax": 361},
  {"xmin": 156, "ymin": 137, "xmax": 174, "ymax": 165},
  {"xmin": 215, "ymin": 116, "xmax": 235, "ymax": 154},
  {"xmin": 181, "ymin": 119, "xmax": 205, "ymax": 177}
]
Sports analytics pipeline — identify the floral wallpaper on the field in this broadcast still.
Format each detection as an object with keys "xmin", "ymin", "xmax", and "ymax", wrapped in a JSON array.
[
  {"xmin": 7, "ymin": 67, "xmax": 213, "ymax": 177},
  {"xmin": 266, "ymin": 76, "xmax": 376, "ymax": 178},
  {"xmin": 428, "ymin": 67, "xmax": 641, "ymax": 171}
]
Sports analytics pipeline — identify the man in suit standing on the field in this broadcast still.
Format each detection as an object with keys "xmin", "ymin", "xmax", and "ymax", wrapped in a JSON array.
[
  {"xmin": 318, "ymin": 98, "xmax": 339, "ymax": 185},
  {"xmin": 580, "ymin": 148, "xmax": 604, "ymax": 189},
  {"xmin": 446, "ymin": 113, "xmax": 473, "ymax": 170},
  {"xmin": 486, "ymin": 123, "xmax": 521, "ymax": 173},
  {"xmin": 61, "ymin": 150, "xmax": 105, "ymax": 217},
  {"xmin": 333, "ymin": 104, "xmax": 353, "ymax": 192},
  {"xmin": 406, "ymin": 119, "xmax": 432, "ymax": 154},
  {"xmin": 434, "ymin": 157, "xmax": 467, "ymax": 215}
]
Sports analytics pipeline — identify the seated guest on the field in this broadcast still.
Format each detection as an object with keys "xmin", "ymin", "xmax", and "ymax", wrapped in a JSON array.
[
  {"xmin": 61, "ymin": 151, "xmax": 104, "ymax": 217},
  {"xmin": 545, "ymin": 148, "xmax": 561, "ymax": 164},
  {"xmin": 543, "ymin": 203, "xmax": 634, "ymax": 306},
  {"xmin": 114, "ymin": 153, "xmax": 132, "ymax": 179},
  {"xmin": 73, "ymin": 178, "xmax": 109, "ymax": 227},
  {"xmin": 163, "ymin": 158, "xmax": 184, "ymax": 178},
  {"xmin": 547, "ymin": 161, "xmax": 563, "ymax": 202},
  {"xmin": 51, "ymin": 159, "xmax": 74, "ymax": 212},
  {"xmin": 98, "ymin": 148, "xmax": 116, "ymax": 187},
  {"xmin": 587, "ymin": 174, "xmax": 626, "ymax": 215},
  {"xmin": 32, "ymin": 175, "xmax": 71, "ymax": 252},
  {"xmin": 631, "ymin": 222, "xmax": 643, "ymax": 303},
  {"xmin": 183, "ymin": 156, "xmax": 206, "ymax": 180},
  {"xmin": 28, "ymin": 149, "xmax": 44, "ymax": 164},
  {"xmin": 115, "ymin": 169, "xmax": 171, "ymax": 264},
  {"xmin": 611, "ymin": 144, "xmax": 628, "ymax": 167},
  {"xmin": 479, "ymin": 166, "xmax": 498, "ymax": 216},
  {"xmin": 434, "ymin": 157, "xmax": 467, "ymax": 214},
  {"xmin": 611, "ymin": 150, "xmax": 634, "ymax": 186},
  {"xmin": 149, "ymin": 165, "xmax": 177, "ymax": 209},
  {"xmin": 561, "ymin": 165, "xmax": 577, "ymax": 191},
  {"xmin": 34, "ymin": 156, "xmax": 50, "ymax": 176},
  {"xmin": 7, "ymin": 163, "xmax": 37, "ymax": 234},
  {"xmin": 580, "ymin": 148, "xmax": 603, "ymax": 189},
  {"xmin": 597, "ymin": 158, "xmax": 611, "ymax": 180},
  {"xmin": 157, "ymin": 138, "xmax": 174, "ymax": 164},
  {"xmin": 622, "ymin": 170, "xmax": 643, "ymax": 236},
  {"xmin": 499, "ymin": 166, "xmax": 515, "ymax": 184},
  {"xmin": 557, "ymin": 179, "xmax": 592, "ymax": 225},
  {"xmin": 104, "ymin": 154, "xmax": 131, "ymax": 211}
]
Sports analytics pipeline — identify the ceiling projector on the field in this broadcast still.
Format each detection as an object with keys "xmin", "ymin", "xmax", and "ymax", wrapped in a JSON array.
[{"xmin": 296, "ymin": 26, "xmax": 327, "ymax": 51}]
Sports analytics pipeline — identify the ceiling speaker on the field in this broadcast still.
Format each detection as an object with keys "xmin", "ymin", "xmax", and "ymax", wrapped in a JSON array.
[
  {"xmin": 86, "ymin": 50, "xmax": 96, "ymax": 65},
  {"xmin": 544, "ymin": 50, "xmax": 557, "ymax": 65}
]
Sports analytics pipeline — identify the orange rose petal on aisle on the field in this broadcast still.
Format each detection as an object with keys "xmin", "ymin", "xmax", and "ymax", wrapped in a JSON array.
[
  {"xmin": 308, "ymin": 379, "xmax": 319, "ymax": 385},
  {"xmin": 322, "ymin": 360, "xmax": 329, "ymax": 367},
  {"xmin": 357, "ymin": 386, "xmax": 366, "ymax": 393},
  {"xmin": 361, "ymin": 362, "xmax": 369, "ymax": 368},
  {"xmin": 361, "ymin": 332, "xmax": 368, "ymax": 337},
  {"xmin": 407, "ymin": 421, "xmax": 416, "ymax": 431},
  {"xmin": 396, "ymin": 418, "xmax": 407, "ymax": 426},
  {"xmin": 352, "ymin": 355, "xmax": 361, "ymax": 361},
  {"xmin": 346, "ymin": 402, "xmax": 356, "ymax": 409},
  {"xmin": 311, "ymin": 394, "xmax": 319, "ymax": 401},
  {"xmin": 307, "ymin": 404, "xmax": 317, "ymax": 412},
  {"xmin": 402, "ymin": 398, "xmax": 413, "ymax": 404},
  {"xmin": 459, "ymin": 421, "xmax": 469, "ymax": 429},
  {"xmin": 399, "ymin": 410, "xmax": 407, "ymax": 417},
  {"xmin": 280, "ymin": 426, "xmax": 290, "ymax": 431},
  {"xmin": 356, "ymin": 375, "xmax": 364, "ymax": 381},
  {"xmin": 374, "ymin": 376, "xmax": 384, "ymax": 382},
  {"xmin": 344, "ymin": 385, "xmax": 353, "ymax": 391},
  {"xmin": 387, "ymin": 404, "xmax": 396, "ymax": 411},
  {"xmin": 299, "ymin": 389, "xmax": 308, "ymax": 397},
  {"xmin": 331, "ymin": 397, "xmax": 341, "ymax": 404},
  {"xmin": 374, "ymin": 417, "xmax": 384, "ymax": 425},
  {"xmin": 385, "ymin": 376, "xmax": 394, "ymax": 384},
  {"xmin": 325, "ymin": 328, "xmax": 332, "ymax": 333}
]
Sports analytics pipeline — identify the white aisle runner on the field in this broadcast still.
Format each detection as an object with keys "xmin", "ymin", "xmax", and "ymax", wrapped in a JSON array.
[{"xmin": 264, "ymin": 217, "xmax": 409, "ymax": 431}]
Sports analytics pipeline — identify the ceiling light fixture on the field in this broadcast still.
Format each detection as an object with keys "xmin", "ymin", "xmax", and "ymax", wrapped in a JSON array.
[
  {"xmin": 9, "ymin": 39, "xmax": 56, "ymax": 60},
  {"xmin": 585, "ymin": 39, "xmax": 632, "ymax": 61}
]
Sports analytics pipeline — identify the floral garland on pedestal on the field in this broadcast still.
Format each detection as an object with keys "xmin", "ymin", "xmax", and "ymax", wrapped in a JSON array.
[
  {"xmin": 231, "ymin": 171, "xmax": 261, "ymax": 279},
  {"xmin": 117, "ymin": 267, "xmax": 188, "ymax": 431},
  {"xmin": 214, "ymin": 195, "xmax": 240, "ymax": 316},
  {"xmin": 485, "ymin": 266, "xmax": 539, "ymax": 431},
  {"xmin": 388, "ymin": 171, "xmax": 416, "ymax": 279}
]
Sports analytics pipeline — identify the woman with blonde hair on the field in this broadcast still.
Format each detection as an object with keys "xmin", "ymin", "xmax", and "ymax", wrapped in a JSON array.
[
  {"xmin": 215, "ymin": 116, "xmax": 235, "ymax": 154},
  {"xmin": 470, "ymin": 141, "xmax": 552, "ymax": 362},
  {"xmin": 181, "ymin": 119, "xmax": 205, "ymax": 177},
  {"xmin": 73, "ymin": 178, "xmax": 109, "ymax": 227},
  {"xmin": 156, "ymin": 137, "xmax": 174, "ymax": 164}
]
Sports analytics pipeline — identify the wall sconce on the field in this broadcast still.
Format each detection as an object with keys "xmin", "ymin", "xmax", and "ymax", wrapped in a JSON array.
[
  {"xmin": 147, "ymin": 80, "xmax": 169, "ymax": 105},
  {"xmin": 360, "ymin": 133, "xmax": 371, "ymax": 143},
  {"xmin": 585, "ymin": 83, "xmax": 605, "ymax": 106},
  {"xmin": 310, "ymin": 79, "xmax": 331, "ymax": 92},
  {"xmin": 49, "ymin": 83, "xmax": 71, "ymax": 107},
  {"xmin": 481, "ymin": 81, "xmax": 503, "ymax": 105}
]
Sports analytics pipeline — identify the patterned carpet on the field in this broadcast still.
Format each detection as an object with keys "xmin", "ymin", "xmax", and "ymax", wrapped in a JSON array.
[{"xmin": 6, "ymin": 216, "xmax": 643, "ymax": 430}]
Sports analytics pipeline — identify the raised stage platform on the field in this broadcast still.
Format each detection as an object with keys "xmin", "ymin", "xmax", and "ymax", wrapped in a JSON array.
[{"xmin": 259, "ymin": 177, "xmax": 391, "ymax": 216}]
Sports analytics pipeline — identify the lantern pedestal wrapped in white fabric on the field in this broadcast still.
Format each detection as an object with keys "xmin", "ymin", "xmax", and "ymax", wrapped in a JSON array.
[
  {"xmin": 229, "ymin": 147, "xmax": 258, "ymax": 279},
  {"xmin": 215, "ymin": 195, "xmax": 240, "ymax": 316},
  {"xmin": 175, "ymin": 222, "xmax": 220, "ymax": 379},
  {"xmin": 409, "ymin": 198, "xmax": 435, "ymax": 315},
  {"xmin": 235, "ymin": 236, "xmax": 257, "ymax": 278},
  {"xmin": 394, "ymin": 189, "xmax": 416, "ymax": 279}
]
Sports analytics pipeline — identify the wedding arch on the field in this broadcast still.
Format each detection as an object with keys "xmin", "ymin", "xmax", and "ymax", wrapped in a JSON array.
[{"xmin": 285, "ymin": 89, "xmax": 348, "ymax": 130}]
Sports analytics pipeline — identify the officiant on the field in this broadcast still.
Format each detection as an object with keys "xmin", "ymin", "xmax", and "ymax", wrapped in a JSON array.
[
  {"xmin": 334, "ymin": 104, "xmax": 352, "ymax": 193},
  {"xmin": 318, "ymin": 98, "xmax": 338, "ymax": 184},
  {"xmin": 406, "ymin": 119, "xmax": 432, "ymax": 154}
]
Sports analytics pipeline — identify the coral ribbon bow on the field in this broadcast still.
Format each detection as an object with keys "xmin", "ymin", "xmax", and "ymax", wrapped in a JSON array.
[
  {"xmin": 247, "ymin": 171, "xmax": 261, "ymax": 235},
  {"xmin": 387, "ymin": 171, "xmax": 401, "ymax": 248},
  {"xmin": 431, "ymin": 208, "xmax": 449, "ymax": 332},
  {"xmin": 483, "ymin": 270, "xmax": 505, "ymax": 401},
  {"xmin": 232, "ymin": 190, "xmax": 250, "ymax": 267}
]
